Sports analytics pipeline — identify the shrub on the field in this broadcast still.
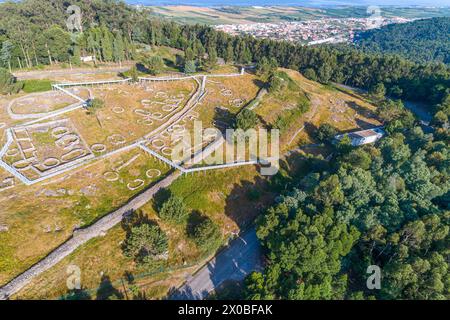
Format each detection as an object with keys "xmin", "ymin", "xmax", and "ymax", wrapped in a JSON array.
[
  {"xmin": 0, "ymin": 68, "xmax": 23, "ymax": 94},
  {"xmin": 159, "ymin": 196, "xmax": 189, "ymax": 223},
  {"xmin": 87, "ymin": 98, "xmax": 104, "ymax": 113},
  {"xmin": 128, "ymin": 65, "xmax": 139, "ymax": 82},
  {"xmin": 316, "ymin": 123, "xmax": 338, "ymax": 143},
  {"xmin": 236, "ymin": 109, "xmax": 258, "ymax": 130},
  {"xmin": 144, "ymin": 55, "xmax": 165, "ymax": 75},
  {"xmin": 184, "ymin": 60, "xmax": 197, "ymax": 74},
  {"xmin": 190, "ymin": 216, "xmax": 222, "ymax": 252},
  {"xmin": 267, "ymin": 74, "xmax": 284, "ymax": 93},
  {"xmin": 123, "ymin": 223, "xmax": 168, "ymax": 266},
  {"xmin": 303, "ymin": 68, "xmax": 317, "ymax": 81}
]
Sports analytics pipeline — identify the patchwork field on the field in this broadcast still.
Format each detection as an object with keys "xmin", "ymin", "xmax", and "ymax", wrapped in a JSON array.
[{"xmin": 148, "ymin": 5, "xmax": 450, "ymax": 25}]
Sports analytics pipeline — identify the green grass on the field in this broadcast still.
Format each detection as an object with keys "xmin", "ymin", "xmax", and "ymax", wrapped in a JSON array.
[
  {"xmin": 269, "ymin": 71, "xmax": 311, "ymax": 132},
  {"xmin": 22, "ymin": 79, "xmax": 53, "ymax": 93},
  {"xmin": 31, "ymin": 131, "xmax": 54, "ymax": 144},
  {"xmin": 0, "ymin": 233, "xmax": 18, "ymax": 277}
]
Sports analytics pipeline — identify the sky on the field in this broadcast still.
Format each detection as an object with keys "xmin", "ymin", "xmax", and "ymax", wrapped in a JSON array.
[{"xmin": 125, "ymin": 0, "xmax": 450, "ymax": 7}]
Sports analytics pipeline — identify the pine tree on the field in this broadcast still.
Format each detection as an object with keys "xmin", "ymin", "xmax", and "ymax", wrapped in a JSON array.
[
  {"xmin": 184, "ymin": 60, "xmax": 197, "ymax": 74},
  {"xmin": 225, "ymin": 42, "xmax": 234, "ymax": 63},
  {"xmin": 100, "ymin": 25, "xmax": 113, "ymax": 62},
  {"xmin": 204, "ymin": 46, "xmax": 217, "ymax": 71},
  {"xmin": 113, "ymin": 33, "xmax": 125, "ymax": 65},
  {"xmin": 0, "ymin": 40, "xmax": 14, "ymax": 72}
]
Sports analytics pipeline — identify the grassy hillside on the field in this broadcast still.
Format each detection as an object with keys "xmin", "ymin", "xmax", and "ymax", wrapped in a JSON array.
[{"xmin": 9, "ymin": 67, "xmax": 383, "ymax": 300}]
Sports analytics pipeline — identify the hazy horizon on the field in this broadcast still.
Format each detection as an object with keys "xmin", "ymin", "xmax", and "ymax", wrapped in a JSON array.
[{"xmin": 126, "ymin": 0, "xmax": 450, "ymax": 7}]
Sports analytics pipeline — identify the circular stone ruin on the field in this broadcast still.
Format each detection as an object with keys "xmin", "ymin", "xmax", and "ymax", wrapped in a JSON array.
[{"xmin": 146, "ymin": 169, "xmax": 162, "ymax": 179}]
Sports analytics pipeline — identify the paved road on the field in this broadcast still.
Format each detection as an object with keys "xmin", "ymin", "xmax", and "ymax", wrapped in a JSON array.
[
  {"xmin": 171, "ymin": 228, "xmax": 263, "ymax": 300},
  {"xmin": 333, "ymin": 82, "xmax": 432, "ymax": 123}
]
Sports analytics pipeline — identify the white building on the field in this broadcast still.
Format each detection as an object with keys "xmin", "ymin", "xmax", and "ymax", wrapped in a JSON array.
[
  {"xmin": 80, "ymin": 55, "xmax": 94, "ymax": 62},
  {"xmin": 335, "ymin": 127, "xmax": 385, "ymax": 146}
]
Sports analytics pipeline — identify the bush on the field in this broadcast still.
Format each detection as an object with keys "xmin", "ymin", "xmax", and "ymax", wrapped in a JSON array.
[
  {"xmin": 87, "ymin": 98, "xmax": 104, "ymax": 113},
  {"xmin": 184, "ymin": 60, "xmax": 197, "ymax": 74},
  {"xmin": 0, "ymin": 68, "xmax": 23, "ymax": 94},
  {"xmin": 369, "ymin": 82, "xmax": 386, "ymax": 100},
  {"xmin": 190, "ymin": 216, "xmax": 222, "ymax": 252},
  {"xmin": 267, "ymin": 74, "xmax": 284, "ymax": 93},
  {"xmin": 123, "ymin": 223, "xmax": 168, "ymax": 266},
  {"xmin": 128, "ymin": 65, "xmax": 139, "ymax": 82},
  {"xmin": 273, "ymin": 115, "xmax": 287, "ymax": 131},
  {"xmin": 316, "ymin": 123, "xmax": 338, "ymax": 143},
  {"xmin": 303, "ymin": 68, "xmax": 317, "ymax": 81},
  {"xmin": 159, "ymin": 196, "xmax": 189, "ymax": 223},
  {"xmin": 236, "ymin": 109, "xmax": 258, "ymax": 131},
  {"xmin": 144, "ymin": 55, "xmax": 165, "ymax": 75}
]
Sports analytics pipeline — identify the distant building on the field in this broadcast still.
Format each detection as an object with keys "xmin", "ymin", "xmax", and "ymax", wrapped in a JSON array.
[
  {"xmin": 334, "ymin": 127, "xmax": 385, "ymax": 146},
  {"xmin": 80, "ymin": 55, "xmax": 94, "ymax": 62}
]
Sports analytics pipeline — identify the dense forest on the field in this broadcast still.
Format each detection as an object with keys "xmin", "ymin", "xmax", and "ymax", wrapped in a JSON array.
[
  {"xmin": 355, "ymin": 17, "xmax": 450, "ymax": 65},
  {"xmin": 0, "ymin": 0, "xmax": 143, "ymax": 68},
  {"xmin": 244, "ymin": 100, "xmax": 449, "ymax": 300}
]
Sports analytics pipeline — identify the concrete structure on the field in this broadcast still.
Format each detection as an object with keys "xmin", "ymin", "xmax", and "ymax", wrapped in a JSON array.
[
  {"xmin": 335, "ymin": 127, "xmax": 385, "ymax": 146},
  {"xmin": 80, "ymin": 55, "xmax": 94, "ymax": 62}
]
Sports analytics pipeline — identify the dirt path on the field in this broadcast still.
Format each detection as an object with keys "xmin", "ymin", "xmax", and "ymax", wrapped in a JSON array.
[{"xmin": 13, "ymin": 64, "xmax": 133, "ymax": 80}]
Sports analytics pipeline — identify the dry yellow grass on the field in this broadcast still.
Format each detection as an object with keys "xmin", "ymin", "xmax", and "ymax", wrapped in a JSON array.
[
  {"xmin": 256, "ymin": 69, "xmax": 381, "ymax": 150},
  {"xmin": 13, "ymin": 164, "xmax": 270, "ymax": 300},
  {"xmin": 1, "ymin": 66, "xmax": 382, "ymax": 299},
  {"xmin": 0, "ymin": 148, "xmax": 170, "ymax": 287}
]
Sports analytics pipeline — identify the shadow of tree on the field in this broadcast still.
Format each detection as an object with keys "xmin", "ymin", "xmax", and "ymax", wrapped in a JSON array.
[
  {"xmin": 346, "ymin": 101, "xmax": 377, "ymax": 119},
  {"xmin": 213, "ymin": 106, "xmax": 235, "ymax": 133},
  {"xmin": 304, "ymin": 122, "xmax": 318, "ymax": 141},
  {"xmin": 168, "ymin": 228, "xmax": 263, "ymax": 300},
  {"xmin": 122, "ymin": 270, "xmax": 148, "ymax": 300},
  {"xmin": 208, "ymin": 279, "xmax": 244, "ymax": 300},
  {"xmin": 136, "ymin": 62, "xmax": 149, "ymax": 74},
  {"xmin": 186, "ymin": 210, "xmax": 206, "ymax": 237},
  {"xmin": 223, "ymin": 177, "xmax": 270, "ymax": 228},
  {"xmin": 333, "ymin": 85, "xmax": 368, "ymax": 101},
  {"xmin": 163, "ymin": 58, "xmax": 182, "ymax": 72},
  {"xmin": 62, "ymin": 288, "xmax": 92, "ymax": 300},
  {"xmin": 96, "ymin": 275, "xmax": 124, "ymax": 300},
  {"xmin": 152, "ymin": 188, "xmax": 172, "ymax": 213},
  {"xmin": 252, "ymin": 78, "xmax": 266, "ymax": 89},
  {"xmin": 121, "ymin": 209, "xmax": 152, "ymax": 237},
  {"xmin": 356, "ymin": 118, "xmax": 378, "ymax": 129}
]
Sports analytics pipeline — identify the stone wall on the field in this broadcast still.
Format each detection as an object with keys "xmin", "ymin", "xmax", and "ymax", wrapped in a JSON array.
[{"xmin": 0, "ymin": 170, "xmax": 181, "ymax": 300}]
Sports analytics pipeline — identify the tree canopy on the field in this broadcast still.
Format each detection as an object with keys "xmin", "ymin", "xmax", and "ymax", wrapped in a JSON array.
[
  {"xmin": 355, "ymin": 17, "xmax": 450, "ymax": 65},
  {"xmin": 246, "ymin": 111, "xmax": 449, "ymax": 299}
]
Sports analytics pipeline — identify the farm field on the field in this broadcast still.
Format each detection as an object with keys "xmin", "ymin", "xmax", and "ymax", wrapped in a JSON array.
[{"xmin": 147, "ymin": 5, "xmax": 450, "ymax": 25}]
